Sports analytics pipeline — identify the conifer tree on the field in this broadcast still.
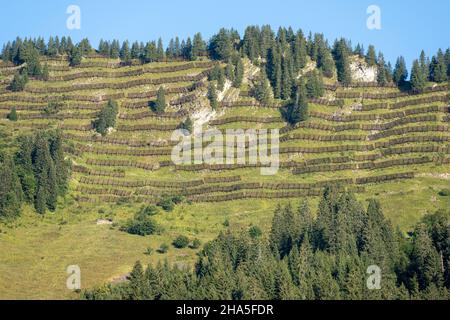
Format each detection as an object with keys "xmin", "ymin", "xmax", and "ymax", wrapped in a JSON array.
[
  {"xmin": 207, "ymin": 82, "xmax": 218, "ymax": 110},
  {"xmin": 93, "ymin": 99, "xmax": 119, "ymax": 135},
  {"xmin": 333, "ymin": 39, "xmax": 352, "ymax": 85},
  {"xmin": 233, "ymin": 57, "xmax": 244, "ymax": 88},
  {"xmin": 306, "ymin": 70, "xmax": 324, "ymax": 98},
  {"xmin": 10, "ymin": 71, "xmax": 28, "ymax": 92},
  {"xmin": 41, "ymin": 63, "xmax": 49, "ymax": 81},
  {"xmin": 410, "ymin": 59, "xmax": 426, "ymax": 93},
  {"xmin": 376, "ymin": 53, "xmax": 388, "ymax": 85},
  {"xmin": 153, "ymin": 87, "xmax": 166, "ymax": 114},
  {"xmin": 253, "ymin": 70, "xmax": 272, "ymax": 105},
  {"xmin": 429, "ymin": 49, "xmax": 447, "ymax": 82},
  {"xmin": 192, "ymin": 33, "xmax": 206, "ymax": 60},
  {"xmin": 365, "ymin": 45, "xmax": 377, "ymax": 66},
  {"xmin": 393, "ymin": 56, "xmax": 408, "ymax": 85},
  {"xmin": 120, "ymin": 41, "xmax": 131, "ymax": 64},
  {"xmin": 0, "ymin": 153, "xmax": 23, "ymax": 219},
  {"xmin": 7, "ymin": 107, "xmax": 18, "ymax": 121}
]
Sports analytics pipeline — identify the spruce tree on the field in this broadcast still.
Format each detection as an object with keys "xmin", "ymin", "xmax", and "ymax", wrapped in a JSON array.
[
  {"xmin": 333, "ymin": 39, "xmax": 352, "ymax": 85},
  {"xmin": 253, "ymin": 70, "xmax": 272, "ymax": 105},
  {"xmin": 393, "ymin": 56, "xmax": 408, "ymax": 85},
  {"xmin": 120, "ymin": 41, "xmax": 131, "ymax": 64},
  {"xmin": 153, "ymin": 87, "xmax": 166, "ymax": 114},
  {"xmin": 429, "ymin": 49, "xmax": 447, "ymax": 82},
  {"xmin": 233, "ymin": 57, "xmax": 244, "ymax": 88},
  {"xmin": 410, "ymin": 59, "xmax": 426, "ymax": 93},
  {"xmin": 41, "ymin": 63, "xmax": 49, "ymax": 81},
  {"xmin": 376, "ymin": 53, "xmax": 388, "ymax": 85},
  {"xmin": 0, "ymin": 153, "xmax": 23, "ymax": 219},
  {"xmin": 365, "ymin": 45, "xmax": 377, "ymax": 66},
  {"xmin": 207, "ymin": 83, "xmax": 218, "ymax": 110},
  {"xmin": 93, "ymin": 99, "xmax": 119, "ymax": 135},
  {"xmin": 283, "ymin": 80, "xmax": 308, "ymax": 125},
  {"xmin": 192, "ymin": 33, "xmax": 206, "ymax": 60}
]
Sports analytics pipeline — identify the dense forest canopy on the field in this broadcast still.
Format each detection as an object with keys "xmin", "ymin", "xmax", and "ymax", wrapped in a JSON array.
[
  {"xmin": 82, "ymin": 186, "xmax": 450, "ymax": 300},
  {"xmin": 0, "ymin": 130, "xmax": 70, "ymax": 218}
]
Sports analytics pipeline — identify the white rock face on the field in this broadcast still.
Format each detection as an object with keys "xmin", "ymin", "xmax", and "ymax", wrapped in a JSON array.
[{"xmin": 350, "ymin": 60, "xmax": 377, "ymax": 82}]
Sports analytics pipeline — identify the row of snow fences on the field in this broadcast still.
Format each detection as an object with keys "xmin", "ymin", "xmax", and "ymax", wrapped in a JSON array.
[
  {"xmin": 23, "ymin": 69, "xmax": 212, "ymax": 94},
  {"xmin": 46, "ymin": 61, "xmax": 215, "ymax": 81},
  {"xmin": 309, "ymin": 105, "xmax": 447, "ymax": 122},
  {"xmin": 293, "ymin": 157, "xmax": 431, "ymax": 174},
  {"xmin": 358, "ymin": 94, "xmax": 450, "ymax": 111},
  {"xmin": 62, "ymin": 133, "xmax": 176, "ymax": 147},
  {"xmin": 72, "ymin": 164, "xmax": 126, "ymax": 178},
  {"xmin": 75, "ymin": 172, "xmax": 415, "ymax": 203},
  {"xmin": 0, "ymin": 92, "xmax": 125, "ymax": 103},
  {"xmin": 368, "ymin": 125, "xmax": 449, "ymax": 140},
  {"xmin": 335, "ymin": 84, "xmax": 449, "ymax": 99}
]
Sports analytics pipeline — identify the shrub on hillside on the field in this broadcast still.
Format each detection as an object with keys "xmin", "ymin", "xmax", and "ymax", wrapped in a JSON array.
[
  {"xmin": 173, "ymin": 235, "xmax": 190, "ymax": 248},
  {"xmin": 7, "ymin": 107, "xmax": 18, "ymax": 121},
  {"xmin": 438, "ymin": 189, "xmax": 450, "ymax": 197},
  {"xmin": 158, "ymin": 243, "xmax": 169, "ymax": 254},
  {"xmin": 190, "ymin": 238, "xmax": 201, "ymax": 249},
  {"xmin": 121, "ymin": 210, "xmax": 161, "ymax": 236}
]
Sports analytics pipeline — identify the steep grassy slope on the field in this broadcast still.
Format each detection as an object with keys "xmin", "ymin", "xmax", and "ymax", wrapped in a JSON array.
[{"xmin": 0, "ymin": 55, "xmax": 449, "ymax": 299}]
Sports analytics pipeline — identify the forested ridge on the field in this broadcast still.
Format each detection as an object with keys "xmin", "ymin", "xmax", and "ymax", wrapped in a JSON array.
[
  {"xmin": 2, "ymin": 25, "xmax": 449, "ymax": 95},
  {"xmin": 82, "ymin": 186, "xmax": 450, "ymax": 300}
]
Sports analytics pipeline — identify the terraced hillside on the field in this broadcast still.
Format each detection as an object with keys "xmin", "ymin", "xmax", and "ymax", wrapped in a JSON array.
[
  {"xmin": 0, "ymin": 54, "xmax": 449, "ymax": 299},
  {"xmin": 2, "ymin": 56, "xmax": 449, "ymax": 203}
]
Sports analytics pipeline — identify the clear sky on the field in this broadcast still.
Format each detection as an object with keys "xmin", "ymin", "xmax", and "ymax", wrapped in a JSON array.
[{"xmin": 1, "ymin": 0, "xmax": 449, "ymax": 68}]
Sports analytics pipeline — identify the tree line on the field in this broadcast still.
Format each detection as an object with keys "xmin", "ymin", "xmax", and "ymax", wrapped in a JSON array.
[
  {"xmin": 0, "ymin": 130, "xmax": 71, "ymax": 218},
  {"xmin": 82, "ymin": 185, "xmax": 450, "ymax": 300},
  {"xmin": 2, "ymin": 27, "xmax": 448, "ymax": 92}
]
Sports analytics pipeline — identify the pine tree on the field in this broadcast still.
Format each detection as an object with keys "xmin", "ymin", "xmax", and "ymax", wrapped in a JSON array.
[
  {"xmin": 429, "ymin": 49, "xmax": 447, "ymax": 82},
  {"xmin": 129, "ymin": 261, "xmax": 146, "ymax": 300},
  {"xmin": 192, "ymin": 33, "xmax": 206, "ymax": 60},
  {"xmin": 41, "ymin": 63, "xmax": 49, "ymax": 81},
  {"xmin": 109, "ymin": 40, "xmax": 120, "ymax": 59},
  {"xmin": 377, "ymin": 53, "xmax": 388, "ymax": 85},
  {"xmin": 207, "ymin": 82, "xmax": 218, "ymax": 110},
  {"xmin": 410, "ymin": 224, "xmax": 444, "ymax": 290},
  {"xmin": 283, "ymin": 80, "xmax": 308, "ymax": 125},
  {"xmin": 10, "ymin": 71, "xmax": 28, "ymax": 92},
  {"xmin": 7, "ymin": 107, "xmax": 18, "ymax": 121},
  {"xmin": 152, "ymin": 87, "xmax": 166, "ymax": 114},
  {"xmin": 93, "ymin": 99, "xmax": 119, "ymax": 135},
  {"xmin": 253, "ymin": 70, "xmax": 272, "ymax": 105},
  {"xmin": 233, "ymin": 57, "xmax": 244, "ymax": 88},
  {"xmin": 365, "ymin": 45, "xmax": 377, "ymax": 66},
  {"xmin": 410, "ymin": 59, "xmax": 426, "ymax": 93},
  {"xmin": 306, "ymin": 70, "xmax": 324, "ymax": 98},
  {"xmin": 393, "ymin": 56, "xmax": 408, "ymax": 85},
  {"xmin": 0, "ymin": 153, "xmax": 23, "ymax": 219},
  {"xmin": 157, "ymin": 38, "xmax": 165, "ymax": 61},
  {"xmin": 225, "ymin": 59, "xmax": 235, "ymax": 83},
  {"xmin": 333, "ymin": 39, "xmax": 352, "ymax": 85},
  {"xmin": 32, "ymin": 134, "xmax": 57, "ymax": 214},
  {"xmin": 69, "ymin": 46, "xmax": 82, "ymax": 66},
  {"xmin": 120, "ymin": 41, "xmax": 131, "ymax": 64},
  {"xmin": 208, "ymin": 28, "xmax": 233, "ymax": 60},
  {"xmin": 48, "ymin": 131, "xmax": 70, "ymax": 195}
]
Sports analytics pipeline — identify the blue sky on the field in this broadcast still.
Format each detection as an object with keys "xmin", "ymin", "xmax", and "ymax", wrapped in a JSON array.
[{"xmin": 1, "ymin": 0, "xmax": 449, "ymax": 68}]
